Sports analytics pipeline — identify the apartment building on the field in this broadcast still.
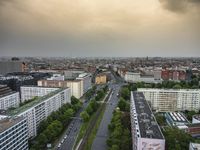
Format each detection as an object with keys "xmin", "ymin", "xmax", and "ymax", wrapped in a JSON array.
[
  {"xmin": 37, "ymin": 80, "xmax": 83, "ymax": 98},
  {"xmin": 130, "ymin": 92, "xmax": 165, "ymax": 150},
  {"xmin": 95, "ymin": 73, "xmax": 107, "ymax": 84},
  {"xmin": 124, "ymin": 72, "xmax": 161, "ymax": 83},
  {"xmin": 0, "ymin": 117, "xmax": 28, "ymax": 150},
  {"xmin": 8, "ymin": 88, "xmax": 71, "ymax": 138},
  {"xmin": 0, "ymin": 85, "xmax": 20, "ymax": 110},
  {"xmin": 20, "ymin": 86, "xmax": 59, "ymax": 102},
  {"xmin": 138, "ymin": 88, "xmax": 200, "ymax": 112},
  {"xmin": 76, "ymin": 73, "xmax": 92, "ymax": 94}
]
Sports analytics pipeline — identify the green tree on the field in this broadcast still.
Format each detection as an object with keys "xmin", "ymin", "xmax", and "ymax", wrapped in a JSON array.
[
  {"xmin": 71, "ymin": 96, "xmax": 80, "ymax": 105},
  {"xmin": 163, "ymin": 127, "xmax": 194, "ymax": 150},
  {"xmin": 37, "ymin": 133, "xmax": 47, "ymax": 146},
  {"xmin": 110, "ymin": 145, "xmax": 119, "ymax": 150},
  {"xmin": 80, "ymin": 111, "xmax": 90, "ymax": 122},
  {"xmin": 120, "ymin": 87, "xmax": 130, "ymax": 100},
  {"xmin": 86, "ymin": 104, "xmax": 94, "ymax": 115},
  {"xmin": 118, "ymin": 97, "xmax": 127, "ymax": 111},
  {"xmin": 173, "ymin": 84, "xmax": 182, "ymax": 89}
]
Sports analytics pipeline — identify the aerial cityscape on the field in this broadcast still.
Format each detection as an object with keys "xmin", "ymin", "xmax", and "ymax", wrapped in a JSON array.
[{"xmin": 0, "ymin": 0, "xmax": 200, "ymax": 150}]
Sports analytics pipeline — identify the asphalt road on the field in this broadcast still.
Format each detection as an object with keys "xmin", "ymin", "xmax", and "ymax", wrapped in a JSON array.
[
  {"xmin": 91, "ymin": 83, "xmax": 122, "ymax": 150},
  {"xmin": 55, "ymin": 85, "xmax": 103, "ymax": 150},
  {"xmin": 55, "ymin": 101, "xmax": 88, "ymax": 150}
]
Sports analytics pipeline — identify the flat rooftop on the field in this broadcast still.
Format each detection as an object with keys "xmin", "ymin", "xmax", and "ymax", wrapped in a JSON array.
[
  {"xmin": 138, "ymin": 88, "xmax": 200, "ymax": 92},
  {"xmin": 165, "ymin": 112, "xmax": 189, "ymax": 123},
  {"xmin": 8, "ymin": 88, "xmax": 66, "ymax": 116},
  {"xmin": 0, "ymin": 117, "xmax": 24, "ymax": 133},
  {"xmin": 21, "ymin": 85, "xmax": 59, "ymax": 89},
  {"xmin": 132, "ymin": 92, "xmax": 164, "ymax": 139}
]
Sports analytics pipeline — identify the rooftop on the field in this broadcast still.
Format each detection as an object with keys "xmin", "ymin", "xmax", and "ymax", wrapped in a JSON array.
[
  {"xmin": 0, "ymin": 116, "xmax": 25, "ymax": 133},
  {"xmin": 193, "ymin": 115, "xmax": 200, "ymax": 121},
  {"xmin": 138, "ymin": 88, "xmax": 200, "ymax": 92},
  {"xmin": 21, "ymin": 85, "xmax": 59, "ymax": 89},
  {"xmin": 165, "ymin": 112, "xmax": 189, "ymax": 123},
  {"xmin": 132, "ymin": 92, "xmax": 164, "ymax": 139},
  {"xmin": 0, "ymin": 85, "xmax": 18, "ymax": 98},
  {"xmin": 190, "ymin": 143, "xmax": 200, "ymax": 150},
  {"xmin": 8, "ymin": 88, "xmax": 66, "ymax": 116}
]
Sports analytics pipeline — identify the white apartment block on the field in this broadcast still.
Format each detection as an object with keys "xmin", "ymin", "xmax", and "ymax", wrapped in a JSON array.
[
  {"xmin": 76, "ymin": 73, "xmax": 92, "ymax": 94},
  {"xmin": 0, "ymin": 117, "xmax": 28, "ymax": 150},
  {"xmin": 0, "ymin": 92, "xmax": 20, "ymax": 110},
  {"xmin": 138, "ymin": 88, "xmax": 200, "ymax": 112},
  {"xmin": 130, "ymin": 92, "xmax": 165, "ymax": 150},
  {"xmin": 9, "ymin": 88, "xmax": 71, "ymax": 138},
  {"xmin": 124, "ymin": 72, "xmax": 161, "ymax": 83},
  {"xmin": 20, "ymin": 86, "xmax": 59, "ymax": 102},
  {"xmin": 37, "ymin": 80, "xmax": 83, "ymax": 98},
  {"xmin": 124, "ymin": 72, "xmax": 140, "ymax": 83},
  {"xmin": 65, "ymin": 81, "xmax": 83, "ymax": 98}
]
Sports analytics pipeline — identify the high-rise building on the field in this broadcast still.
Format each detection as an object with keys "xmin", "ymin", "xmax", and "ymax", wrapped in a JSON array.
[
  {"xmin": 0, "ymin": 116, "xmax": 28, "ymax": 150},
  {"xmin": 130, "ymin": 92, "xmax": 165, "ymax": 150}
]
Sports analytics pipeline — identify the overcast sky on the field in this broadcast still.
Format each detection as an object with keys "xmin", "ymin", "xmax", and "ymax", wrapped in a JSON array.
[{"xmin": 0, "ymin": 0, "xmax": 200, "ymax": 57}]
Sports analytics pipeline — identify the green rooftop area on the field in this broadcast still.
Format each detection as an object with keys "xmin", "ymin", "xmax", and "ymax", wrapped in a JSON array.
[{"xmin": 8, "ymin": 88, "xmax": 65, "ymax": 116}]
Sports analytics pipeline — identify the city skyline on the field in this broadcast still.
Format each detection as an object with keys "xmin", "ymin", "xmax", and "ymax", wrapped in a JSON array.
[{"xmin": 0, "ymin": 0, "xmax": 200, "ymax": 57}]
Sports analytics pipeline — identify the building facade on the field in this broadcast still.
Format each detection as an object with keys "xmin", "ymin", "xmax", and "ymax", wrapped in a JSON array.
[
  {"xmin": 20, "ymin": 86, "xmax": 59, "ymax": 102},
  {"xmin": 124, "ymin": 72, "xmax": 161, "ymax": 83},
  {"xmin": 0, "ymin": 85, "xmax": 20, "ymax": 110},
  {"xmin": 37, "ymin": 80, "xmax": 83, "ymax": 98},
  {"xmin": 9, "ymin": 88, "xmax": 71, "ymax": 138},
  {"xmin": 0, "ymin": 61, "xmax": 24, "ymax": 75},
  {"xmin": 76, "ymin": 73, "xmax": 92, "ymax": 94},
  {"xmin": 138, "ymin": 88, "xmax": 200, "ymax": 112},
  {"xmin": 95, "ymin": 74, "xmax": 107, "ymax": 84},
  {"xmin": 0, "ymin": 117, "xmax": 28, "ymax": 150},
  {"xmin": 130, "ymin": 92, "xmax": 165, "ymax": 150}
]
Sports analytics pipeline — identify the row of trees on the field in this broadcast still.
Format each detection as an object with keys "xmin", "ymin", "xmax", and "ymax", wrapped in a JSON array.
[
  {"xmin": 85, "ymin": 86, "xmax": 97, "ymax": 99},
  {"xmin": 30, "ymin": 96, "xmax": 82, "ymax": 149},
  {"xmin": 107, "ymin": 111, "xmax": 132, "ymax": 150},
  {"xmin": 107, "ymin": 86, "xmax": 132, "ymax": 150},
  {"xmin": 126, "ymin": 75, "xmax": 200, "ymax": 91},
  {"xmin": 80, "ymin": 100, "xmax": 99, "ymax": 122},
  {"xmin": 124, "ymin": 74, "xmax": 200, "ymax": 96},
  {"xmin": 117, "ymin": 87, "xmax": 131, "ymax": 112},
  {"xmin": 81, "ymin": 86, "xmax": 108, "ymax": 122}
]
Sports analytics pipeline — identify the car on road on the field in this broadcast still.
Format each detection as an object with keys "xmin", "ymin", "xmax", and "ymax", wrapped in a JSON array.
[
  {"xmin": 61, "ymin": 139, "xmax": 64, "ymax": 144},
  {"xmin": 58, "ymin": 143, "xmax": 61, "ymax": 148}
]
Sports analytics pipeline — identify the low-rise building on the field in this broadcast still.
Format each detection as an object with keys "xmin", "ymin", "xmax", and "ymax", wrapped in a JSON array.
[
  {"xmin": 189, "ymin": 143, "xmax": 200, "ymax": 150},
  {"xmin": 130, "ymin": 92, "xmax": 165, "ymax": 150},
  {"xmin": 192, "ymin": 115, "xmax": 200, "ymax": 124},
  {"xmin": 165, "ymin": 112, "xmax": 189, "ymax": 126},
  {"xmin": 0, "ymin": 116, "xmax": 28, "ymax": 150}
]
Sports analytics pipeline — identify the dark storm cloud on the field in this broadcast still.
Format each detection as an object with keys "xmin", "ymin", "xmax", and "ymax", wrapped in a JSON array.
[{"xmin": 159, "ymin": 0, "xmax": 200, "ymax": 13}]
